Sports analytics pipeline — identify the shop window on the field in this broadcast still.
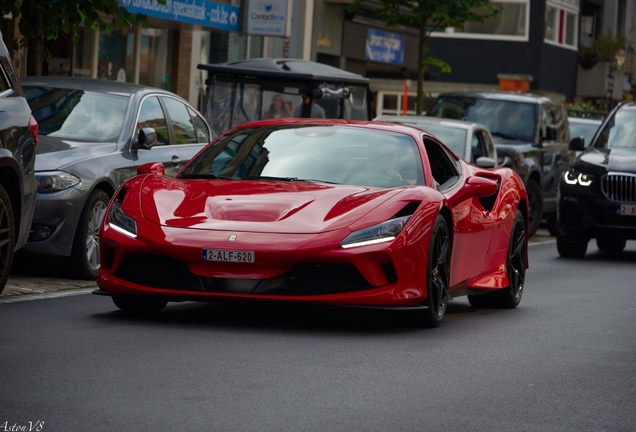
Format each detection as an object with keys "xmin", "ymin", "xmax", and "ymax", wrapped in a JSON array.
[
  {"xmin": 545, "ymin": 1, "xmax": 579, "ymax": 49},
  {"xmin": 140, "ymin": 28, "xmax": 172, "ymax": 90}
]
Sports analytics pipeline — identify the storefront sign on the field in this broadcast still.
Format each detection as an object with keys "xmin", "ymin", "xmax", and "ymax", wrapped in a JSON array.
[
  {"xmin": 120, "ymin": 0, "xmax": 240, "ymax": 32},
  {"xmin": 246, "ymin": 0, "xmax": 292, "ymax": 37},
  {"xmin": 364, "ymin": 28, "xmax": 404, "ymax": 65}
]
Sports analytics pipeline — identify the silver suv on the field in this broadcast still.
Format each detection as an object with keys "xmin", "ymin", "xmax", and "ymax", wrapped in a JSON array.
[{"xmin": 0, "ymin": 35, "xmax": 38, "ymax": 293}]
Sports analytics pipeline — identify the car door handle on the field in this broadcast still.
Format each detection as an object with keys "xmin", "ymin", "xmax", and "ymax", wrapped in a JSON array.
[{"xmin": 172, "ymin": 156, "xmax": 181, "ymax": 167}]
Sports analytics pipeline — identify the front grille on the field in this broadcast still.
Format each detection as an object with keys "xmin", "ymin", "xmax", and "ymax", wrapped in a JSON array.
[
  {"xmin": 115, "ymin": 254, "xmax": 202, "ymax": 290},
  {"xmin": 602, "ymin": 174, "xmax": 636, "ymax": 202},
  {"xmin": 283, "ymin": 264, "xmax": 371, "ymax": 295}
]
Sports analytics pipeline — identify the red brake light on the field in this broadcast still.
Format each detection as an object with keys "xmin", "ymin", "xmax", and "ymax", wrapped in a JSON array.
[{"xmin": 29, "ymin": 115, "xmax": 38, "ymax": 149}]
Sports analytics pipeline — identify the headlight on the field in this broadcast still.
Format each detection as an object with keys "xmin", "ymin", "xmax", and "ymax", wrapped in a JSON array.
[
  {"xmin": 36, "ymin": 171, "xmax": 81, "ymax": 193},
  {"xmin": 107, "ymin": 201, "xmax": 137, "ymax": 238},
  {"xmin": 564, "ymin": 170, "xmax": 593, "ymax": 187},
  {"xmin": 340, "ymin": 216, "xmax": 410, "ymax": 249}
]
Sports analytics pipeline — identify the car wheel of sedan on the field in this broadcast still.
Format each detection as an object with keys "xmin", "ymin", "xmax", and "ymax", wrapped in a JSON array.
[
  {"xmin": 468, "ymin": 210, "xmax": 526, "ymax": 309},
  {"xmin": 596, "ymin": 237, "xmax": 626, "ymax": 252},
  {"xmin": 0, "ymin": 185, "xmax": 15, "ymax": 294},
  {"xmin": 556, "ymin": 232, "xmax": 588, "ymax": 258},
  {"xmin": 69, "ymin": 189, "xmax": 110, "ymax": 280},
  {"xmin": 526, "ymin": 180, "xmax": 543, "ymax": 238},
  {"xmin": 112, "ymin": 297, "xmax": 168, "ymax": 313}
]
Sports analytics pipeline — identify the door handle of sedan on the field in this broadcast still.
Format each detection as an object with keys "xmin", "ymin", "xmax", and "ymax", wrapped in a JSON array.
[{"xmin": 171, "ymin": 156, "xmax": 181, "ymax": 167}]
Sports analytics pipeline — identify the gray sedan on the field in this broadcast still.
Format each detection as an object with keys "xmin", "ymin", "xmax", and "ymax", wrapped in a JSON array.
[
  {"xmin": 374, "ymin": 115, "xmax": 498, "ymax": 168},
  {"xmin": 21, "ymin": 77, "xmax": 213, "ymax": 279}
]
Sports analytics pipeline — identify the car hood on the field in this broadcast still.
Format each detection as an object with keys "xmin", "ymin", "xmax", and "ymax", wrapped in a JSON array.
[
  {"xmin": 35, "ymin": 135, "xmax": 117, "ymax": 171},
  {"xmin": 575, "ymin": 147, "xmax": 636, "ymax": 175},
  {"xmin": 140, "ymin": 176, "xmax": 403, "ymax": 234}
]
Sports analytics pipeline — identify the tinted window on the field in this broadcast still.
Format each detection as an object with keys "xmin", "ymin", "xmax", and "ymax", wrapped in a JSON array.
[
  {"xmin": 0, "ymin": 64, "xmax": 10, "ymax": 93},
  {"xmin": 471, "ymin": 133, "xmax": 483, "ymax": 161},
  {"xmin": 595, "ymin": 109, "xmax": 636, "ymax": 149},
  {"xmin": 569, "ymin": 120, "xmax": 600, "ymax": 146},
  {"xmin": 24, "ymin": 87, "xmax": 128, "ymax": 141},
  {"xmin": 137, "ymin": 96, "xmax": 169, "ymax": 146},
  {"xmin": 161, "ymin": 97, "xmax": 197, "ymax": 144},
  {"xmin": 188, "ymin": 106, "xmax": 211, "ymax": 143}
]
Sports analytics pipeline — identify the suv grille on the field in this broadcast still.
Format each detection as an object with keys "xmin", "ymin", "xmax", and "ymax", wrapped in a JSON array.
[{"xmin": 602, "ymin": 174, "xmax": 636, "ymax": 202}]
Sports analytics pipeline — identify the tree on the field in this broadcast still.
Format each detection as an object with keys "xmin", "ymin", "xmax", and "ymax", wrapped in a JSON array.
[
  {"xmin": 349, "ymin": 0, "xmax": 500, "ymax": 114},
  {"xmin": 0, "ymin": 0, "xmax": 151, "ymax": 76}
]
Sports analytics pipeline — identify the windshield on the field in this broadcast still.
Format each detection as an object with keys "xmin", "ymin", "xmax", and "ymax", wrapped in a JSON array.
[
  {"xmin": 569, "ymin": 120, "xmax": 601, "ymax": 147},
  {"xmin": 23, "ymin": 86, "xmax": 128, "ymax": 141},
  {"xmin": 428, "ymin": 96, "xmax": 537, "ymax": 142},
  {"xmin": 594, "ymin": 110, "xmax": 636, "ymax": 149},
  {"xmin": 180, "ymin": 125, "xmax": 424, "ymax": 188},
  {"xmin": 407, "ymin": 124, "xmax": 466, "ymax": 157}
]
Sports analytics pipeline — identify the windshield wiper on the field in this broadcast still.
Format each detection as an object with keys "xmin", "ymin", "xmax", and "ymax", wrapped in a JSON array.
[
  {"xmin": 490, "ymin": 132, "xmax": 520, "ymax": 141},
  {"xmin": 179, "ymin": 173, "xmax": 233, "ymax": 180}
]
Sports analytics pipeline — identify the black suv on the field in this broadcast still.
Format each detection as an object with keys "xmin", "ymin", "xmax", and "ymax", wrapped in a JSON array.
[
  {"xmin": 0, "ymin": 35, "xmax": 38, "ymax": 293},
  {"xmin": 427, "ymin": 91, "xmax": 573, "ymax": 237},
  {"xmin": 557, "ymin": 101, "xmax": 636, "ymax": 257}
]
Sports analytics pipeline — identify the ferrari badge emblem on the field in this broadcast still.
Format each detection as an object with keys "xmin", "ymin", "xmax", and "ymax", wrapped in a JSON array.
[{"xmin": 228, "ymin": 234, "xmax": 237, "ymax": 242}]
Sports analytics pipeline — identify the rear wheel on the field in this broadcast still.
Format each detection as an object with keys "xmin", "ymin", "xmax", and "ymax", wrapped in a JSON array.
[
  {"xmin": 556, "ymin": 232, "xmax": 588, "ymax": 258},
  {"xmin": 526, "ymin": 180, "xmax": 543, "ymax": 238},
  {"xmin": 596, "ymin": 237, "xmax": 626, "ymax": 252},
  {"xmin": 112, "ymin": 297, "xmax": 168, "ymax": 313},
  {"xmin": 68, "ymin": 189, "xmax": 110, "ymax": 280},
  {"xmin": 0, "ymin": 185, "xmax": 15, "ymax": 294},
  {"xmin": 468, "ymin": 210, "xmax": 526, "ymax": 309},
  {"xmin": 392, "ymin": 215, "xmax": 450, "ymax": 328}
]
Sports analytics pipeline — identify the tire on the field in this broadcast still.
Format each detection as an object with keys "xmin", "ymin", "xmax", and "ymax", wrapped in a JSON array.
[
  {"xmin": 392, "ymin": 215, "xmax": 451, "ymax": 328},
  {"xmin": 112, "ymin": 297, "xmax": 168, "ymax": 313},
  {"xmin": 0, "ymin": 185, "xmax": 15, "ymax": 294},
  {"xmin": 556, "ymin": 232, "xmax": 588, "ymax": 258},
  {"xmin": 468, "ymin": 209, "xmax": 526, "ymax": 309},
  {"xmin": 525, "ymin": 180, "xmax": 543, "ymax": 238},
  {"xmin": 68, "ymin": 189, "xmax": 110, "ymax": 280},
  {"xmin": 596, "ymin": 237, "xmax": 626, "ymax": 252},
  {"xmin": 546, "ymin": 213, "xmax": 557, "ymax": 236}
]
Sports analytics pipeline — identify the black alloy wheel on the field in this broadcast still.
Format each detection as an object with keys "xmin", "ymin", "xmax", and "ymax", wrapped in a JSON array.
[
  {"xmin": 112, "ymin": 297, "xmax": 168, "ymax": 313},
  {"xmin": 0, "ymin": 185, "xmax": 15, "ymax": 293},
  {"xmin": 468, "ymin": 209, "xmax": 526, "ymax": 309},
  {"xmin": 525, "ymin": 180, "xmax": 543, "ymax": 238},
  {"xmin": 596, "ymin": 237, "xmax": 626, "ymax": 252},
  {"xmin": 556, "ymin": 232, "xmax": 588, "ymax": 258}
]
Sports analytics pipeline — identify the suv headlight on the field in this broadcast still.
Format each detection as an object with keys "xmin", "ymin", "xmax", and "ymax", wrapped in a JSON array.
[
  {"xmin": 107, "ymin": 200, "xmax": 137, "ymax": 238},
  {"xmin": 340, "ymin": 216, "xmax": 410, "ymax": 249},
  {"xmin": 36, "ymin": 171, "xmax": 81, "ymax": 193},
  {"xmin": 564, "ymin": 169, "xmax": 593, "ymax": 187}
]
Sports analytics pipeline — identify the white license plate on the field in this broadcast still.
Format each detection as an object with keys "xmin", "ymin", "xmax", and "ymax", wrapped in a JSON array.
[
  {"xmin": 618, "ymin": 204, "xmax": 636, "ymax": 216},
  {"xmin": 202, "ymin": 249, "xmax": 255, "ymax": 263}
]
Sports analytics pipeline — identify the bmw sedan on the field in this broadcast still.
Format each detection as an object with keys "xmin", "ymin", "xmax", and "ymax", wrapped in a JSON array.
[{"xmin": 21, "ymin": 77, "xmax": 213, "ymax": 279}]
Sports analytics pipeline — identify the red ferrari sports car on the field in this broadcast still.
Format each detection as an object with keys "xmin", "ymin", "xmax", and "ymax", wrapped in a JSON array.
[{"xmin": 94, "ymin": 118, "xmax": 528, "ymax": 327}]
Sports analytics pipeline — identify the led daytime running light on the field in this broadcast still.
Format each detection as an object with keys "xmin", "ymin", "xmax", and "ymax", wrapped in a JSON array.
[
  {"xmin": 564, "ymin": 170, "xmax": 593, "ymax": 186},
  {"xmin": 108, "ymin": 201, "xmax": 137, "ymax": 238},
  {"xmin": 341, "ymin": 216, "xmax": 411, "ymax": 249}
]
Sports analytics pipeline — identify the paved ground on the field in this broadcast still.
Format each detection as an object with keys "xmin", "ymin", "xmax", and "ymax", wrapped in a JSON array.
[{"xmin": 0, "ymin": 229, "xmax": 554, "ymax": 302}]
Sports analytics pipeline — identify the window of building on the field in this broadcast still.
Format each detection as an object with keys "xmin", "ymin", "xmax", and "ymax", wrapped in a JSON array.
[
  {"xmin": 431, "ymin": 0, "xmax": 529, "ymax": 41},
  {"xmin": 544, "ymin": 1, "xmax": 579, "ymax": 50}
]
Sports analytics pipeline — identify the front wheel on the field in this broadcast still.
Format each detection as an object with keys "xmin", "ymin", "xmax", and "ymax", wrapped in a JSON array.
[
  {"xmin": 556, "ymin": 232, "xmax": 588, "ymax": 258},
  {"xmin": 596, "ymin": 237, "xmax": 626, "ymax": 252},
  {"xmin": 68, "ymin": 189, "xmax": 110, "ymax": 280},
  {"xmin": 468, "ymin": 209, "xmax": 526, "ymax": 309},
  {"xmin": 0, "ymin": 185, "xmax": 15, "ymax": 294}
]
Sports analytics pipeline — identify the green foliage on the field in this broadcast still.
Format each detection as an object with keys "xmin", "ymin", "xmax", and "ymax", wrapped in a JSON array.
[
  {"xmin": 592, "ymin": 32, "xmax": 628, "ymax": 62},
  {"xmin": 565, "ymin": 101, "xmax": 602, "ymax": 119},
  {"xmin": 0, "ymin": 0, "xmax": 159, "ymax": 64}
]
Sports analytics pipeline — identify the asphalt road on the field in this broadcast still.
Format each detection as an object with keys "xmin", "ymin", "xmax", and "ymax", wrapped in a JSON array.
[{"xmin": 1, "ymin": 240, "xmax": 635, "ymax": 432}]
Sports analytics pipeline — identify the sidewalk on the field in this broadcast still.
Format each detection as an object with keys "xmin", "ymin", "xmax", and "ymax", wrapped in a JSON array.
[{"xmin": 0, "ymin": 229, "xmax": 554, "ymax": 301}]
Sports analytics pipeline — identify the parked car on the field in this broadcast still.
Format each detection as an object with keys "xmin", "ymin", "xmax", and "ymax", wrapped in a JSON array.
[
  {"xmin": 20, "ymin": 77, "xmax": 214, "ymax": 279},
  {"xmin": 568, "ymin": 117, "xmax": 602, "ymax": 152},
  {"xmin": 94, "ymin": 118, "xmax": 529, "ymax": 328},
  {"xmin": 427, "ymin": 90, "xmax": 573, "ymax": 237},
  {"xmin": 557, "ymin": 101, "xmax": 636, "ymax": 257},
  {"xmin": 0, "ymin": 36, "xmax": 38, "ymax": 293},
  {"xmin": 374, "ymin": 115, "xmax": 498, "ymax": 168}
]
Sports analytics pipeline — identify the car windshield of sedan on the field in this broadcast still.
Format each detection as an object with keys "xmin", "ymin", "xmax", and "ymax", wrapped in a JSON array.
[
  {"xmin": 23, "ymin": 86, "xmax": 128, "ymax": 141},
  {"xmin": 594, "ymin": 110, "xmax": 636, "ymax": 149},
  {"xmin": 179, "ymin": 125, "xmax": 425, "ymax": 187},
  {"xmin": 413, "ymin": 124, "xmax": 466, "ymax": 157},
  {"xmin": 428, "ymin": 97, "xmax": 537, "ymax": 142}
]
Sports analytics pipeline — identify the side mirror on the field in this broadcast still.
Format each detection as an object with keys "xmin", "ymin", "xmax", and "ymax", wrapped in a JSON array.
[
  {"xmin": 133, "ymin": 127, "xmax": 157, "ymax": 150},
  {"xmin": 569, "ymin": 136, "xmax": 585, "ymax": 151},
  {"xmin": 137, "ymin": 162, "xmax": 165, "ymax": 176},
  {"xmin": 453, "ymin": 176, "xmax": 498, "ymax": 203},
  {"xmin": 475, "ymin": 157, "xmax": 496, "ymax": 168}
]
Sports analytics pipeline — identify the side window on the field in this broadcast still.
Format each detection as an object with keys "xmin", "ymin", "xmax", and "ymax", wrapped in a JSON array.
[
  {"xmin": 540, "ymin": 103, "xmax": 556, "ymax": 139},
  {"xmin": 424, "ymin": 136, "xmax": 460, "ymax": 190},
  {"xmin": 482, "ymin": 130, "xmax": 496, "ymax": 159},
  {"xmin": 136, "ymin": 96, "xmax": 169, "ymax": 146},
  {"xmin": 161, "ymin": 97, "xmax": 197, "ymax": 144},
  {"xmin": 554, "ymin": 103, "xmax": 569, "ymax": 141},
  {"xmin": 188, "ymin": 106, "xmax": 211, "ymax": 143},
  {"xmin": 471, "ymin": 132, "xmax": 484, "ymax": 162},
  {"xmin": 0, "ymin": 63, "xmax": 12, "ymax": 94}
]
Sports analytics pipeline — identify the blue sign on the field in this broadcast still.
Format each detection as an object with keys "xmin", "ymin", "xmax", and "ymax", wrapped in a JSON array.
[
  {"xmin": 365, "ymin": 28, "xmax": 405, "ymax": 65},
  {"xmin": 120, "ymin": 0, "xmax": 240, "ymax": 32}
]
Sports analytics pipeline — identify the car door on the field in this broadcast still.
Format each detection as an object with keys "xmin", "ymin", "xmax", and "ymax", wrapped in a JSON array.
[
  {"xmin": 539, "ymin": 102, "xmax": 571, "ymax": 212},
  {"xmin": 131, "ymin": 95, "xmax": 183, "ymax": 177},
  {"xmin": 159, "ymin": 96, "xmax": 212, "ymax": 173}
]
